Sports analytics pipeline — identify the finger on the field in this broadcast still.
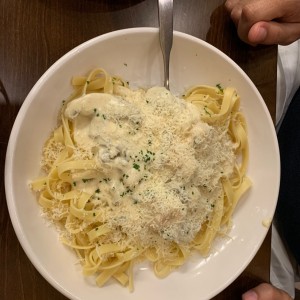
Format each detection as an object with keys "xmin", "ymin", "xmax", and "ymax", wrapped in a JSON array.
[
  {"xmin": 242, "ymin": 290, "xmax": 258, "ymax": 300},
  {"xmin": 248, "ymin": 21, "xmax": 300, "ymax": 45},
  {"xmin": 230, "ymin": 5, "xmax": 243, "ymax": 26},
  {"xmin": 225, "ymin": 0, "xmax": 283, "ymax": 25},
  {"xmin": 234, "ymin": 0, "xmax": 287, "ymax": 41},
  {"xmin": 237, "ymin": 0, "xmax": 284, "ymax": 24},
  {"xmin": 242, "ymin": 283, "xmax": 293, "ymax": 300},
  {"xmin": 224, "ymin": 0, "xmax": 240, "ymax": 12},
  {"xmin": 225, "ymin": 0, "xmax": 243, "ymax": 26}
]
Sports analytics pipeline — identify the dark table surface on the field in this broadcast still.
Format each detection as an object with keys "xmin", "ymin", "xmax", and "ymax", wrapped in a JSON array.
[{"xmin": 0, "ymin": 0, "xmax": 277, "ymax": 299}]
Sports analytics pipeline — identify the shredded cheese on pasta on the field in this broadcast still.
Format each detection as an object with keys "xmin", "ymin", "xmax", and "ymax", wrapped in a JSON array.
[{"xmin": 30, "ymin": 68, "xmax": 251, "ymax": 291}]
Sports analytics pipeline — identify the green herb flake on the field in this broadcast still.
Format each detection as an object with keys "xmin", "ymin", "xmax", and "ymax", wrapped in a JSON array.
[
  {"xmin": 204, "ymin": 106, "xmax": 212, "ymax": 117},
  {"xmin": 82, "ymin": 178, "xmax": 94, "ymax": 183},
  {"xmin": 133, "ymin": 163, "xmax": 140, "ymax": 171},
  {"xmin": 216, "ymin": 83, "xmax": 223, "ymax": 93}
]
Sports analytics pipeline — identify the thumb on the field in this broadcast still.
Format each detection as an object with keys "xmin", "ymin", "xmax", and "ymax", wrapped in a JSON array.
[
  {"xmin": 242, "ymin": 283, "xmax": 292, "ymax": 300},
  {"xmin": 248, "ymin": 21, "xmax": 300, "ymax": 45}
]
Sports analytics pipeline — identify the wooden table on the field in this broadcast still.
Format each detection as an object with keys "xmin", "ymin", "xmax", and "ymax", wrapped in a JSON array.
[{"xmin": 0, "ymin": 1, "xmax": 277, "ymax": 299}]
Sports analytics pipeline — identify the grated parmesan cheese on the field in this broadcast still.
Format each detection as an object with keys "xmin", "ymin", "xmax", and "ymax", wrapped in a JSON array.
[{"xmin": 63, "ymin": 86, "xmax": 235, "ymax": 247}]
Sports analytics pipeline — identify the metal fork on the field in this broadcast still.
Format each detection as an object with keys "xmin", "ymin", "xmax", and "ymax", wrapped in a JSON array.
[{"xmin": 158, "ymin": 0, "xmax": 173, "ymax": 90}]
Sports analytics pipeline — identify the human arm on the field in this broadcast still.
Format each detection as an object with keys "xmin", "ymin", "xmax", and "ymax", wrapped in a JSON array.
[{"xmin": 225, "ymin": 0, "xmax": 300, "ymax": 45}]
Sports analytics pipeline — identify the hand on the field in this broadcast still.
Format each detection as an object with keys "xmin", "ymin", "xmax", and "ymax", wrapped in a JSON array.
[
  {"xmin": 242, "ymin": 283, "xmax": 292, "ymax": 300},
  {"xmin": 225, "ymin": 0, "xmax": 300, "ymax": 45}
]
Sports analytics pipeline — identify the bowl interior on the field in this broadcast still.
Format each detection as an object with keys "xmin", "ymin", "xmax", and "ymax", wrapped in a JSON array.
[{"xmin": 5, "ymin": 28, "xmax": 279, "ymax": 300}]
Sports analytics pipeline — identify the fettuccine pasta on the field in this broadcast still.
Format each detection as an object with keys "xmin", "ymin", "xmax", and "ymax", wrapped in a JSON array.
[{"xmin": 30, "ymin": 68, "xmax": 251, "ymax": 291}]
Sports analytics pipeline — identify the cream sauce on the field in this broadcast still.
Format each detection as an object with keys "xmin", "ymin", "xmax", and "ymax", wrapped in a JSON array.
[{"xmin": 64, "ymin": 86, "xmax": 235, "ymax": 245}]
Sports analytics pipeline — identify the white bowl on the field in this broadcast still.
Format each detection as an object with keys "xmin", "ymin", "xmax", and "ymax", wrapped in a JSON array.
[{"xmin": 5, "ymin": 28, "xmax": 280, "ymax": 300}]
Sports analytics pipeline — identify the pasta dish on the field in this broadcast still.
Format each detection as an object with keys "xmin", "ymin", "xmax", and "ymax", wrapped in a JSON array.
[{"xmin": 30, "ymin": 68, "xmax": 251, "ymax": 291}]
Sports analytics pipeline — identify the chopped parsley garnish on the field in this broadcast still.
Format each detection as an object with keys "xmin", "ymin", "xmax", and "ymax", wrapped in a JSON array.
[
  {"xmin": 143, "ymin": 155, "xmax": 151, "ymax": 163},
  {"xmin": 82, "ymin": 178, "xmax": 94, "ymax": 183},
  {"xmin": 216, "ymin": 83, "xmax": 223, "ymax": 93},
  {"xmin": 133, "ymin": 163, "xmax": 140, "ymax": 171},
  {"xmin": 120, "ymin": 187, "xmax": 133, "ymax": 197},
  {"xmin": 204, "ymin": 106, "xmax": 211, "ymax": 117}
]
